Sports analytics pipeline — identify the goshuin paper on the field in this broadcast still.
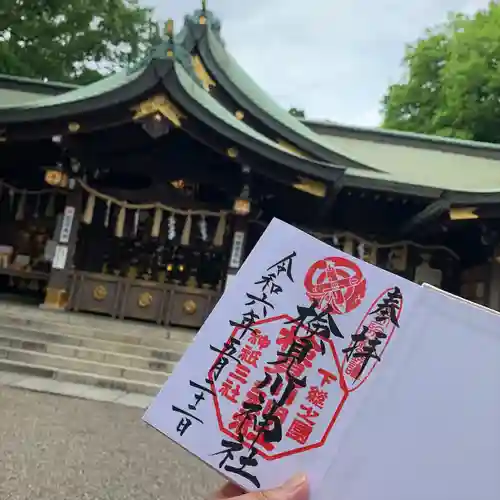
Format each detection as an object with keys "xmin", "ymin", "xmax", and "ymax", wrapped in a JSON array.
[{"xmin": 144, "ymin": 219, "xmax": 500, "ymax": 500}]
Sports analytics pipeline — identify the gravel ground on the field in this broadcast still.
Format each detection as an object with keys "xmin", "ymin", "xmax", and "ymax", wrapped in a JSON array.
[{"xmin": 0, "ymin": 387, "xmax": 222, "ymax": 500}]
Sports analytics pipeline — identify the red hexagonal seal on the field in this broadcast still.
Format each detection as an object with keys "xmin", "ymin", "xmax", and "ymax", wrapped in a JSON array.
[{"xmin": 209, "ymin": 314, "xmax": 349, "ymax": 461}]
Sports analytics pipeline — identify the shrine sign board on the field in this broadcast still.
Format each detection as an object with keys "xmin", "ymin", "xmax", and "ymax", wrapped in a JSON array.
[{"xmin": 144, "ymin": 219, "xmax": 500, "ymax": 500}]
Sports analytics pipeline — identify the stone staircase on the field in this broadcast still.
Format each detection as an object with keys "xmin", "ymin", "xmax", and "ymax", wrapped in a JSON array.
[{"xmin": 0, "ymin": 302, "xmax": 195, "ymax": 396}]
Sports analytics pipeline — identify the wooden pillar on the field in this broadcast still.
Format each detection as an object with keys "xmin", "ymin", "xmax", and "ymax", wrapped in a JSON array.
[
  {"xmin": 41, "ymin": 184, "xmax": 82, "ymax": 311},
  {"xmin": 224, "ymin": 216, "xmax": 249, "ymax": 291},
  {"xmin": 487, "ymin": 258, "xmax": 500, "ymax": 312}
]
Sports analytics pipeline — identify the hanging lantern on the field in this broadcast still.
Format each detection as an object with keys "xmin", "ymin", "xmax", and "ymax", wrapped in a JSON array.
[
  {"xmin": 45, "ymin": 169, "xmax": 67, "ymax": 187},
  {"xmin": 233, "ymin": 184, "xmax": 251, "ymax": 216}
]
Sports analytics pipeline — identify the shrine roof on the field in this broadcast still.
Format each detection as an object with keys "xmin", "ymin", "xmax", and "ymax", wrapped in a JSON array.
[
  {"xmin": 318, "ymin": 133, "xmax": 500, "ymax": 199},
  {"xmin": 168, "ymin": 59, "xmax": 344, "ymax": 181},
  {"xmin": 1, "ymin": 8, "xmax": 500, "ymax": 201}
]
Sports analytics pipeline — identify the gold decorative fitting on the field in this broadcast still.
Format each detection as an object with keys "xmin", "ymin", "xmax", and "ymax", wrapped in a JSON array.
[
  {"xmin": 277, "ymin": 139, "xmax": 308, "ymax": 158},
  {"xmin": 227, "ymin": 147, "xmax": 239, "ymax": 158},
  {"xmin": 293, "ymin": 176, "xmax": 327, "ymax": 198},
  {"xmin": 93, "ymin": 285, "xmax": 107, "ymax": 301},
  {"xmin": 44, "ymin": 288, "xmax": 68, "ymax": 310},
  {"xmin": 192, "ymin": 55, "xmax": 216, "ymax": 91},
  {"xmin": 164, "ymin": 18, "xmax": 174, "ymax": 37},
  {"xmin": 233, "ymin": 198, "xmax": 251, "ymax": 216},
  {"xmin": 183, "ymin": 299, "xmax": 197, "ymax": 315},
  {"xmin": 235, "ymin": 110, "xmax": 244, "ymax": 120},
  {"xmin": 449, "ymin": 207, "xmax": 479, "ymax": 221},
  {"xmin": 44, "ymin": 170, "xmax": 67, "ymax": 187},
  {"xmin": 68, "ymin": 122, "xmax": 80, "ymax": 133},
  {"xmin": 171, "ymin": 179, "xmax": 185, "ymax": 189},
  {"xmin": 199, "ymin": 15, "xmax": 207, "ymax": 25},
  {"xmin": 131, "ymin": 94, "xmax": 185, "ymax": 128},
  {"xmin": 186, "ymin": 275, "xmax": 198, "ymax": 288},
  {"xmin": 166, "ymin": 49, "xmax": 174, "ymax": 57},
  {"xmin": 138, "ymin": 292, "xmax": 153, "ymax": 308}
]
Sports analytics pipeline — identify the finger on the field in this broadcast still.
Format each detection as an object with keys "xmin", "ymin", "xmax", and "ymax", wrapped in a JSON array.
[
  {"xmin": 230, "ymin": 474, "xmax": 308, "ymax": 500},
  {"xmin": 213, "ymin": 482, "xmax": 246, "ymax": 500}
]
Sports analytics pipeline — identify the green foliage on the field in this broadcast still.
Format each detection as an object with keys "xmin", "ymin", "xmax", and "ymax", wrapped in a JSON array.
[
  {"xmin": 382, "ymin": 1, "xmax": 500, "ymax": 143},
  {"xmin": 0, "ymin": 0, "xmax": 160, "ymax": 84}
]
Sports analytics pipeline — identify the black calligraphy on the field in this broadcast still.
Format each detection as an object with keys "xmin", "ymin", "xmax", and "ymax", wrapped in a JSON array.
[{"xmin": 172, "ymin": 379, "xmax": 214, "ymax": 436}]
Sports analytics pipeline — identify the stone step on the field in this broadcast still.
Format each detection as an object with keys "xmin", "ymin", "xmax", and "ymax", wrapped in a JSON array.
[
  {"xmin": 0, "ymin": 346, "xmax": 170, "ymax": 385},
  {"xmin": 0, "ymin": 358, "xmax": 162, "ymax": 396},
  {"xmin": 0, "ymin": 333, "xmax": 177, "ymax": 373},
  {"xmin": 0, "ymin": 303, "xmax": 197, "ymax": 343},
  {"xmin": 0, "ymin": 324, "xmax": 189, "ymax": 360},
  {"xmin": 0, "ymin": 311, "xmax": 196, "ymax": 343}
]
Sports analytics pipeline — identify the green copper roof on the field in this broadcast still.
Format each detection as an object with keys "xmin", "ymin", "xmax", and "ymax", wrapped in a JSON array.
[
  {"xmin": 0, "ymin": 68, "xmax": 145, "ymax": 110},
  {"xmin": 0, "ymin": 88, "xmax": 47, "ymax": 105},
  {"xmin": 204, "ymin": 29, "xmax": 355, "ymax": 160},
  {"xmin": 307, "ymin": 119, "xmax": 500, "ymax": 153},
  {"xmin": 1, "ymin": 6, "xmax": 500, "ymax": 199},
  {"xmin": 322, "ymin": 134, "xmax": 500, "ymax": 193},
  {"xmin": 174, "ymin": 61, "xmax": 335, "ymax": 166}
]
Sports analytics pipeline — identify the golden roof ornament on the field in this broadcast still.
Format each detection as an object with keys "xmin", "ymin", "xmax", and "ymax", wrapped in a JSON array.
[
  {"xmin": 164, "ymin": 19, "xmax": 174, "ymax": 39},
  {"xmin": 199, "ymin": 0, "xmax": 207, "ymax": 24}
]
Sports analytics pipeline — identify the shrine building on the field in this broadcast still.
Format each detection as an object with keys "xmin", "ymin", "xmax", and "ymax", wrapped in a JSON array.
[{"xmin": 1, "ymin": 7, "xmax": 500, "ymax": 331}]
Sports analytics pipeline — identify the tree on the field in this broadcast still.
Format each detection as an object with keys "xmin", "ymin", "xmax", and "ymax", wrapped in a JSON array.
[
  {"xmin": 382, "ymin": 1, "xmax": 500, "ymax": 143},
  {"xmin": 0, "ymin": 0, "xmax": 160, "ymax": 84}
]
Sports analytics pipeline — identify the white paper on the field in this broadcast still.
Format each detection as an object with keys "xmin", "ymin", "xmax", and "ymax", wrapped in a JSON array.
[
  {"xmin": 52, "ymin": 244, "xmax": 68, "ymax": 270},
  {"xmin": 320, "ymin": 285, "xmax": 500, "ymax": 500},
  {"xmin": 144, "ymin": 219, "xmax": 426, "ymax": 495},
  {"xmin": 59, "ymin": 206, "xmax": 75, "ymax": 244},
  {"xmin": 229, "ymin": 231, "xmax": 245, "ymax": 269}
]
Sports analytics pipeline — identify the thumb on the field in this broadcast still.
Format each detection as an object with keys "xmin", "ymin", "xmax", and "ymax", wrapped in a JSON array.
[{"xmin": 240, "ymin": 474, "xmax": 308, "ymax": 500}]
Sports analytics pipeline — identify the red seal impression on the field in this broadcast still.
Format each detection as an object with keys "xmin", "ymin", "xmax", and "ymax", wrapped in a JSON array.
[{"xmin": 304, "ymin": 257, "xmax": 367, "ymax": 314}]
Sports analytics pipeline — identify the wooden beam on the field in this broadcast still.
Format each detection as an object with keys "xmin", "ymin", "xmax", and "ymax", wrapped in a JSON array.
[
  {"xmin": 400, "ymin": 197, "xmax": 451, "ymax": 235},
  {"xmin": 318, "ymin": 179, "xmax": 344, "ymax": 222}
]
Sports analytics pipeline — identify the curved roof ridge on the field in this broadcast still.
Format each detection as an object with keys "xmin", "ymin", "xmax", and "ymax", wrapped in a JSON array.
[
  {"xmin": 182, "ymin": 11, "xmax": 378, "ymax": 173},
  {"xmin": 0, "ymin": 73, "xmax": 78, "ymax": 92},
  {"xmin": 0, "ymin": 67, "xmax": 145, "ymax": 111},
  {"xmin": 205, "ymin": 28, "xmax": 372, "ymax": 164},
  {"xmin": 173, "ymin": 61, "xmax": 342, "ymax": 171}
]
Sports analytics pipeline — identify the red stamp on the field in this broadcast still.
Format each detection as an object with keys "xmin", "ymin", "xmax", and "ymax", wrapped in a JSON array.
[
  {"xmin": 209, "ymin": 315, "xmax": 349, "ymax": 460},
  {"xmin": 304, "ymin": 257, "xmax": 367, "ymax": 314},
  {"xmin": 341, "ymin": 286, "xmax": 403, "ymax": 392}
]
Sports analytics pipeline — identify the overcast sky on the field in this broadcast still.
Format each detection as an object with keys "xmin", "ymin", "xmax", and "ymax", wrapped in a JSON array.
[{"xmin": 146, "ymin": 0, "xmax": 490, "ymax": 127}]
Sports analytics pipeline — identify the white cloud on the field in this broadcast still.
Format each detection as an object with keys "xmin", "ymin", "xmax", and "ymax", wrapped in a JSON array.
[{"xmin": 146, "ymin": 0, "xmax": 491, "ymax": 126}]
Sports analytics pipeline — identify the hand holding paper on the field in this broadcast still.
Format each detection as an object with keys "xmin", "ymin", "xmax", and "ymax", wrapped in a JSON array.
[{"xmin": 214, "ymin": 474, "xmax": 308, "ymax": 500}]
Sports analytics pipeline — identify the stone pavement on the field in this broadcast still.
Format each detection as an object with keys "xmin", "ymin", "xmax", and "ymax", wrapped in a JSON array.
[
  {"xmin": 0, "ymin": 385, "xmax": 222, "ymax": 500},
  {"xmin": 0, "ymin": 371, "xmax": 154, "ymax": 409}
]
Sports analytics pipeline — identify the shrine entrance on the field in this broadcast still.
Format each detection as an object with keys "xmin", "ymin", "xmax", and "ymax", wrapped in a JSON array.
[
  {"xmin": 67, "ymin": 175, "xmax": 231, "ymax": 329},
  {"xmin": 0, "ymin": 175, "xmax": 64, "ymax": 306}
]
